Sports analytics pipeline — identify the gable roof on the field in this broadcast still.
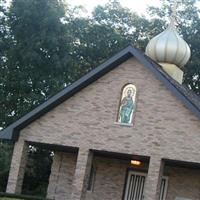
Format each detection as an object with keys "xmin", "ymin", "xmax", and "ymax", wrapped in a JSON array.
[{"xmin": 1, "ymin": 45, "xmax": 200, "ymax": 141}]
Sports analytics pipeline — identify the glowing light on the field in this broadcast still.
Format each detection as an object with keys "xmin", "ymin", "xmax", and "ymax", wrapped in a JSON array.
[{"xmin": 131, "ymin": 160, "xmax": 142, "ymax": 166}]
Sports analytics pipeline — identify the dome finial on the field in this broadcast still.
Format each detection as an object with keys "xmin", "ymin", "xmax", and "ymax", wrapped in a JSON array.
[
  {"xmin": 169, "ymin": 0, "xmax": 178, "ymax": 27},
  {"xmin": 171, "ymin": 0, "xmax": 178, "ymax": 21},
  {"xmin": 145, "ymin": 0, "xmax": 191, "ymax": 84}
]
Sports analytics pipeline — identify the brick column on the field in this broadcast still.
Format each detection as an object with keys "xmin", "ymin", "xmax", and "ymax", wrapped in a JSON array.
[
  {"xmin": 143, "ymin": 157, "xmax": 164, "ymax": 200},
  {"xmin": 47, "ymin": 152, "xmax": 62, "ymax": 199},
  {"xmin": 6, "ymin": 139, "xmax": 28, "ymax": 194},
  {"xmin": 47, "ymin": 152, "xmax": 77, "ymax": 200},
  {"xmin": 71, "ymin": 149, "xmax": 93, "ymax": 200}
]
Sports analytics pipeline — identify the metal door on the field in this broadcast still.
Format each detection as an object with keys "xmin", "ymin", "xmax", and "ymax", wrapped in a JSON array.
[{"xmin": 124, "ymin": 172, "xmax": 146, "ymax": 200}]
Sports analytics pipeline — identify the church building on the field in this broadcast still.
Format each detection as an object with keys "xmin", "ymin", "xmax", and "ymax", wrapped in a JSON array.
[{"xmin": 0, "ymin": 5, "xmax": 200, "ymax": 200}]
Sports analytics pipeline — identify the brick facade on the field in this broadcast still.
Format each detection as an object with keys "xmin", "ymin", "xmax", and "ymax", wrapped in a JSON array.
[
  {"xmin": 85, "ymin": 156, "xmax": 129, "ymax": 200},
  {"xmin": 6, "ymin": 58, "xmax": 200, "ymax": 199}
]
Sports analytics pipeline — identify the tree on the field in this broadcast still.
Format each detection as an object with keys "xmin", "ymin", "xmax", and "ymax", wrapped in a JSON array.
[
  {"xmin": 0, "ymin": 1, "xmax": 14, "ymax": 193},
  {"xmin": 66, "ymin": 0, "xmax": 153, "ymax": 73},
  {"xmin": 22, "ymin": 147, "xmax": 53, "ymax": 197},
  {"xmin": 0, "ymin": 0, "xmax": 74, "ymax": 129},
  {"xmin": 0, "ymin": 141, "xmax": 13, "ymax": 192}
]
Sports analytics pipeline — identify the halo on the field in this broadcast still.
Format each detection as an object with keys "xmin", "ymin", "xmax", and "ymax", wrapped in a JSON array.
[{"xmin": 124, "ymin": 87, "xmax": 135, "ymax": 97}]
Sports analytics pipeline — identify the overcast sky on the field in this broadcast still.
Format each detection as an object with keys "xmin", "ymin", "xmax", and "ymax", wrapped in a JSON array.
[{"xmin": 67, "ymin": 0, "xmax": 162, "ymax": 16}]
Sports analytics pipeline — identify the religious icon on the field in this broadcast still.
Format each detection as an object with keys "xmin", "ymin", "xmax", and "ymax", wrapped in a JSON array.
[{"xmin": 118, "ymin": 84, "xmax": 136, "ymax": 124}]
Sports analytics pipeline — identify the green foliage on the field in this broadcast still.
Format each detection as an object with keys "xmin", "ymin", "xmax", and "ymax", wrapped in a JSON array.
[
  {"xmin": 92, "ymin": 0, "xmax": 150, "ymax": 48},
  {"xmin": 0, "ymin": 0, "xmax": 74, "ymax": 128},
  {"xmin": 0, "ymin": 198, "xmax": 22, "ymax": 200},
  {"xmin": 22, "ymin": 147, "xmax": 53, "ymax": 197},
  {"xmin": 0, "ymin": 141, "xmax": 13, "ymax": 192},
  {"xmin": 66, "ymin": 0, "xmax": 152, "ymax": 73}
]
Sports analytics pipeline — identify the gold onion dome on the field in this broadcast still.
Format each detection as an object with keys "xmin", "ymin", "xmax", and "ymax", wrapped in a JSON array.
[{"xmin": 145, "ymin": 22, "xmax": 191, "ymax": 68}]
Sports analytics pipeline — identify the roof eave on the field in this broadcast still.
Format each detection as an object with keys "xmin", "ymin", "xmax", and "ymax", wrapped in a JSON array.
[{"xmin": 0, "ymin": 127, "xmax": 15, "ymax": 140}]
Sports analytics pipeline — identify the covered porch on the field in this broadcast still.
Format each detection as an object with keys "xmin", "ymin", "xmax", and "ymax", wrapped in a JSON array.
[
  {"xmin": 5, "ymin": 140, "xmax": 200, "ymax": 200},
  {"xmin": 85, "ymin": 154, "xmax": 200, "ymax": 200}
]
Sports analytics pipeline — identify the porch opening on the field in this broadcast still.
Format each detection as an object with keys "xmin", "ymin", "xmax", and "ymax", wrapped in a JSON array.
[
  {"xmin": 22, "ymin": 142, "xmax": 78, "ymax": 200},
  {"xmin": 22, "ymin": 144, "xmax": 53, "ymax": 197},
  {"xmin": 163, "ymin": 159, "xmax": 200, "ymax": 200},
  {"xmin": 85, "ymin": 150, "xmax": 151, "ymax": 200}
]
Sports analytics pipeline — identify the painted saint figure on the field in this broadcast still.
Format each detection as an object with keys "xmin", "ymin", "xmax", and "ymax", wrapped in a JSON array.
[{"xmin": 118, "ymin": 85, "xmax": 136, "ymax": 124}]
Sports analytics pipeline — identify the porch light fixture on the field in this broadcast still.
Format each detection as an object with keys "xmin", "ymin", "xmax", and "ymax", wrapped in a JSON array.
[{"xmin": 131, "ymin": 160, "xmax": 141, "ymax": 166}]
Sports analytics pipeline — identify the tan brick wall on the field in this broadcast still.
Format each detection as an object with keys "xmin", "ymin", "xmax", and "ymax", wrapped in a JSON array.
[
  {"xmin": 165, "ymin": 166, "xmax": 200, "ymax": 200},
  {"xmin": 6, "ymin": 139, "xmax": 28, "ymax": 194},
  {"xmin": 47, "ymin": 152, "xmax": 77, "ymax": 200},
  {"xmin": 85, "ymin": 156, "xmax": 129, "ymax": 200},
  {"xmin": 144, "ymin": 157, "xmax": 165, "ymax": 200},
  {"xmin": 71, "ymin": 149, "xmax": 93, "ymax": 200}
]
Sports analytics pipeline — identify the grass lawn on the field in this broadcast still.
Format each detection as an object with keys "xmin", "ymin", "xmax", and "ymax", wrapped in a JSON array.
[
  {"xmin": 0, "ymin": 199, "xmax": 22, "ymax": 200},
  {"xmin": 0, "ymin": 194, "xmax": 46, "ymax": 200},
  {"xmin": 0, "ymin": 198, "xmax": 23, "ymax": 200}
]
